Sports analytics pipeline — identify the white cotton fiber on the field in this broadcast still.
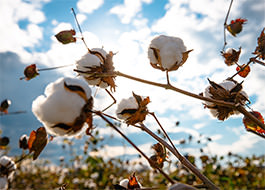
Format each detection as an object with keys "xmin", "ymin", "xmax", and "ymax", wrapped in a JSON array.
[
  {"xmin": 116, "ymin": 96, "xmax": 140, "ymax": 120},
  {"xmin": 32, "ymin": 77, "xmax": 92, "ymax": 136},
  {"xmin": 76, "ymin": 48, "xmax": 109, "ymax": 88},
  {"xmin": 148, "ymin": 35, "xmax": 187, "ymax": 70}
]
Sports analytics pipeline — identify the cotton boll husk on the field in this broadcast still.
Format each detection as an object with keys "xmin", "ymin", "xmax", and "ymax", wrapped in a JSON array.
[
  {"xmin": 148, "ymin": 35, "xmax": 187, "ymax": 70},
  {"xmin": 204, "ymin": 80, "xmax": 248, "ymax": 117},
  {"xmin": 116, "ymin": 96, "xmax": 139, "ymax": 120},
  {"xmin": 32, "ymin": 77, "xmax": 92, "ymax": 136}
]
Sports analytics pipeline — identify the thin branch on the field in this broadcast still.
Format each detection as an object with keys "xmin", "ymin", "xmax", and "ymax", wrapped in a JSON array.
[
  {"xmin": 246, "ymin": 128, "xmax": 265, "ymax": 139},
  {"xmin": 0, "ymin": 111, "xmax": 26, "ymax": 116},
  {"xmin": 223, "ymin": 0, "xmax": 234, "ymax": 51},
  {"xmin": 38, "ymin": 64, "xmax": 74, "ymax": 71},
  {"xmin": 95, "ymin": 111, "xmax": 175, "ymax": 185},
  {"xmin": 253, "ymin": 58, "xmax": 265, "ymax": 67},
  {"xmin": 101, "ymin": 89, "xmax": 116, "ymax": 112},
  {"xmin": 149, "ymin": 112, "xmax": 179, "ymax": 155},
  {"xmin": 228, "ymin": 56, "xmax": 258, "ymax": 79},
  {"xmin": 139, "ymin": 123, "xmax": 219, "ymax": 190},
  {"xmin": 75, "ymin": 69, "xmax": 265, "ymax": 130},
  {"xmin": 71, "ymin": 8, "xmax": 90, "ymax": 52}
]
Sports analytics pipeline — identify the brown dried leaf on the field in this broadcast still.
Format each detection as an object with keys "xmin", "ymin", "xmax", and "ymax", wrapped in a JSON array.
[
  {"xmin": 253, "ymin": 28, "xmax": 265, "ymax": 60},
  {"xmin": 29, "ymin": 127, "xmax": 48, "ymax": 160}
]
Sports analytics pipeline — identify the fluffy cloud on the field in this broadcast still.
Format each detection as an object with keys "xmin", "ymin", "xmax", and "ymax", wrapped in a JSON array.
[
  {"xmin": 110, "ymin": 0, "xmax": 152, "ymax": 24},
  {"xmin": 0, "ymin": 0, "xmax": 48, "ymax": 60},
  {"xmin": 77, "ymin": 0, "xmax": 104, "ymax": 14}
]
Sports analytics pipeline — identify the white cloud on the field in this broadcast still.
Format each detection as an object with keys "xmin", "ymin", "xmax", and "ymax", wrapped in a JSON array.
[
  {"xmin": 0, "ymin": 0, "xmax": 48, "ymax": 61},
  {"xmin": 110, "ymin": 0, "xmax": 152, "ymax": 24},
  {"xmin": 207, "ymin": 133, "xmax": 261, "ymax": 156},
  {"xmin": 77, "ymin": 0, "xmax": 104, "ymax": 14}
]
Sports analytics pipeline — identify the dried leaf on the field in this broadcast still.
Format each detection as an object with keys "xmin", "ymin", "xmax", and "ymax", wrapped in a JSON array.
[
  {"xmin": 20, "ymin": 64, "xmax": 39, "ymax": 81},
  {"xmin": 0, "ymin": 137, "xmax": 9, "ymax": 146},
  {"xmin": 0, "ymin": 99, "xmax": 11, "ymax": 114},
  {"xmin": 253, "ymin": 28, "xmax": 265, "ymax": 60},
  {"xmin": 128, "ymin": 173, "xmax": 141, "ymax": 189},
  {"xmin": 243, "ymin": 111, "xmax": 265, "ymax": 135},
  {"xmin": 28, "ymin": 127, "xmax": 48, "ymax": 160},
  {"xmin": 236, "ymin": 64, "xmax": 251, "ymax": 78},
  {"xmin": 55, "ymin": 29, "xmax": 76, "ymax": 44}
]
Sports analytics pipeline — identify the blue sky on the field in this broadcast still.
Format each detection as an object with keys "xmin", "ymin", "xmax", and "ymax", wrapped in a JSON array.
[{"xmin": 0, "ymin": 0, "xmax": 265, "ymax": 164}]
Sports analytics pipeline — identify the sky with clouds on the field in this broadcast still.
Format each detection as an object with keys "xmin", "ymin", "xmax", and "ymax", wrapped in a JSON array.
[{"xmin": 0, "ymin": 0, "xmax": 264, "ymax": 164}]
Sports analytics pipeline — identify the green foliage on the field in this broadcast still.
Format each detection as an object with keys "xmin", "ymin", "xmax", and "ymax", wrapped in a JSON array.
[{"xmin": 9, "ymin": 152, "xmax": 265, "ymax": 189}]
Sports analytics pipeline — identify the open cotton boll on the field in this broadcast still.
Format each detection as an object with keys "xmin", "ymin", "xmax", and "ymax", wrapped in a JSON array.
[
  {"xmin": 32, "ymin": 77, "xmax": 92, "ymax": 136},
  {"xmin": 119, "ymin": 179, "xmax": 129, "ymax": 188},
  {"xmin": 204, "ymin": 79, "xmax": 248, "ymax": 120},
  {"xmin": 76, "ymin": 48, "xmax": 110, "ymax": 89},
  {"xmin": 0, "ymin": 156, "xmax": 16, "ymax": 179},
  {"xmin": 116, "ymin": 96, "xmax": 139, "ymax": 120},
  {"xmin": 148, "ymin": 35, "xmax": 189, "ymax": 71}
]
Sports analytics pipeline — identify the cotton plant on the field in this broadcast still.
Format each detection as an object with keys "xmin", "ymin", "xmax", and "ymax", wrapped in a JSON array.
[
  {"xmin": 75, "ymin": 48, "xmax": 116, "ymax": 92},
  {"xmin": 116, "ymin": 92, "xmax": 150, "ymax": 125},
  {"xmin": 147, "ymin": 35, "xmax": 193, "ymax": 83},
  {"xmin": 114, "ymin": 173, "xmax": 142, "ymax": 190},
  {"xmin": 0, "ymin": 156, "xmax": 16, "ymax": 190},
  {"xmin": 32, "ymin": 77, "xmax": 93, "ymax": 137},
  {"xmin": 204, "ymin": 79, "xmax": 249, "ymax": 121}
]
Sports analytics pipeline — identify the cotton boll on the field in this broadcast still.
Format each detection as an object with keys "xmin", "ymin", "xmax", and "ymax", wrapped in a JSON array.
[
  {"xmin": 116, "ymin": 96, "xmax": 139, "ymax": 120},
  {"xmin": 32, "ymin": 77, "xmax": 92, "ymax": 136},
  {"xmin": 204, "ymin": 79, "xmax": 248, "ymax": 120},
  {"xmin": 0, "ymin": 156, "xmax": 16, "ymax": 180},
  {"xmin": 76, "ymin": 48, "xmax": 110, "ymax": 89},
  {"xmin": 119, "ymin": 179, "xmax": 129, "ymax": 188},
  {"xmin": 148, "ymin": 35, "xmax": 189, "ymax": 71}
]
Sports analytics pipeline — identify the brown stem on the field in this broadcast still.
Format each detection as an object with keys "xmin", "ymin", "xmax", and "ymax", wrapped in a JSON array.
[
  {"xmin": 253, "ymin": 58, "xmax": 265, "ymax": 67},
  {"xmin": 149, "ymin": 112, "xmax": 179, "ymax": 155},
  {"xmin": 37, "ymin": 64, "xmax": 73, "ymax": 72},
  {"xmin": 101, "ymin": 89, "xmax": 116, "ymax": 112},
  {"xmin": 71, "ymin": 8, "xmax": 90, "ymax": 52},
  {"xmin": 223, "ymin": 0, "xmax": 234, "ymax": 51},
  {"xmin": 229, "ymin": 56, "xmax": 258, "ymax": 79},
  {"xmin": 139, "ymin": 123, "xmax": 219, "ymax": 190},
  {"xmin": 95, "ymin": 111, "xmax": 175, "ymax": 184}
]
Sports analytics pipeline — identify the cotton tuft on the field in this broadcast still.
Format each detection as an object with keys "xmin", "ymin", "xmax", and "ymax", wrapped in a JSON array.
[
  {"xmin": 32, "ymin": 77, "xmax": 92, "ymax": 136},
  {"xmin": 148, "ymin": 35, "xmax": 188, "ymax": 71},
  {"xmin": 76, "ymin": 48, "xmax": 109, "ymax": 88},
  {"xmin": 116, "ymin": 96, "xmax": 139, "ymax": 120}
]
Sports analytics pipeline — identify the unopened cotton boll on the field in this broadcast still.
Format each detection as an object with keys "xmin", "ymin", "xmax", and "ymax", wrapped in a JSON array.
[
  {"xmin": 32, "ymin": 77, "xmax": 93, "ymax": 136},
  {"xmin": 148, "ymin": 35, "xmax": 191, "ymax": 71}
]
